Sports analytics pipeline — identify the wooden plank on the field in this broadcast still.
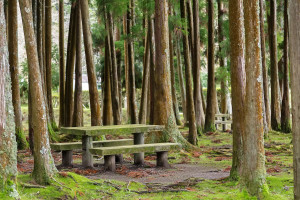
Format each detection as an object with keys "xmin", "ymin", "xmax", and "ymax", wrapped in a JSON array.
[
  {"xmin": 89, "ymin": 143, "xmax": 181, "ymax": 156},
  {"xmin": 60, "ymin": 124, "xmax": 164, "ymax": 136},
  {"xmin": 215, "ymin": 114, "xmax": 232, "ymax": 118},
  {"xmin": 51, "ymin": 139, "xmax": 134, "ymax": 151},
  {"xmin": 215, "ymin": 120, "xmax": 232, "ymax": 124}
]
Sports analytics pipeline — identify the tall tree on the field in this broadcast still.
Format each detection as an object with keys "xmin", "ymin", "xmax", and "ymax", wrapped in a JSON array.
[
  {"xmin": 19, "ymin": 0, "xmax": 57, "ymax": 184},
  {"xmin": 205, "ymin": 0, "xmax": 217, "ymax": 132},
  {"xmin": 260, "ymin": 0, "xmax": 271, "ymax": 131},
  {"xmin": 59, "ymin": 0, "xmax": 65, "ymax": 127},
  {"xmin": 242, "ymin": 0, "xmax": 267, "ymax": 196},
  {"xmin": 81, "ymin": 0, "xmax": 102, "ymax": 126},
  {"xmin": 7, "ymin": 0, "xmax": 28, "ymax": 149},
  {"xmin": 269, "ymin": 0, "xmax": 281, "ymax": 131},
  {"xmin": 289, "ymin": 0, "xmax": 300, "ymax": 198},
  {"xmin": 154, "ymin": 0, "xmax": 192, "ymax": 147},
  {"xmin": 0, "ymin": 2, "xmax": 19, "ymax": 196},
  {"xmin": 281, "ymin": 0, "xmax": 291, "ymax": 133},
  {"xmin": 73, "ymin": 1, "xmax": 83, "ymax": 127},
  {"xmin": 193, "ymin": 0, "xmax": 205, "ymax": 131},
  {"xmin": 45, "ymin": 0, "xmax": 56, "ymax": 129},
  {"xmin": 228, "ymin": 0, "xmax": 245, "ymax": 181},
  {"xmin": 180, "ymin": 0, "xmax": 198, "ymax": 145}
]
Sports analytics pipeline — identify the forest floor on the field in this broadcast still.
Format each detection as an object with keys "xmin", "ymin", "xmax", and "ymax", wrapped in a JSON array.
[{"xmin": 11, "ymin": 126, "xmax": 294, "ymax": 200}]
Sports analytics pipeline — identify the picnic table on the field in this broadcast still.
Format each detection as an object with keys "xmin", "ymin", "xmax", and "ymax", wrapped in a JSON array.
[{"xmin": 60, "ymin": 124, "xmax": 164, "ymax": 168}]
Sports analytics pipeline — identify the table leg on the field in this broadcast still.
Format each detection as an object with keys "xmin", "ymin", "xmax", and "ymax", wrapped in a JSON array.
[
  {"xmin": 134, "ymin": 132, "xmax": 144, "ymax": 165},
  {"xmin": 82, "ymin": 136, "xmax": 93, "ymax": 168}
]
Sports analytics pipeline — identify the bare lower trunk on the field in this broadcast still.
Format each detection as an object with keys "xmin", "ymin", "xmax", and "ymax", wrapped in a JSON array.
[
  {"xmin": 289, "ymin": 1, "xmax": 300, "ymax": 198},
  {"xmin": 59, "ymin": 0, "xmax": 65, "ymax": 127},
  {"xmin": 19, "ymin": 0, "xmax": 57, "ymax": 184}
]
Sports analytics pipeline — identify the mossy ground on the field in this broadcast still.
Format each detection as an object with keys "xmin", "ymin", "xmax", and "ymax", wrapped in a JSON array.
[{"xmin": 11, "ymin": 108, "xmax": 294, "ymax": 199}]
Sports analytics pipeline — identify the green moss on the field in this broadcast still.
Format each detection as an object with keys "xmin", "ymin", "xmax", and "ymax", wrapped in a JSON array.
[{"xmin": 16, "ymin": 128, "xmax": 29, "ymax": 150}]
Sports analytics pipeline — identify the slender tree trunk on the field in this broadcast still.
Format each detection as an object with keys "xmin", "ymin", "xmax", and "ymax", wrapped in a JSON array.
[
  {"xmin": 149, "ymin": 18, "xmax": 156, "ymax": 125},
  {"xmin": 228, "ymin": 0, "xmax": 245, "ymax": 181},
  {"xmin": 45, "ymin": 0, "xmax": 56, "ymax": 129},
  {"xmin": 281, "ymin": 0, "xmax": 291, "ymax": 133},
  {"xmin": 269, "ymin": 0, "xmax": 281, "ymax": 131},
  {"xmin": 115, "ymin": 25, "xmax": 122, "ymax": 117},
  {"xmin": 64, "ymin": 4, "xmax": 76, "ymax": 127},
  {"xmin": 170, "ymin": 32, "xmax": 182, "ymax": 126},
  {"xmin": 289, "ymin": 1, "xmax": 300, "ymax": 198},
  {"xmin": 260, "ymin": 0, "xmax": 271, "ymax": 131},
  {"xmin": 193, "ymin": 0, "xmax": 205, "ymax": 131},
  {"xmin": 205, "ymin": 0, "xmax": 216, "ymax": 132},
  {"xmin": 107, "ymin": 11, "xmax": 121, "ymax": 125},
  {"xmin": 59, "ymin": 0, "xmax": 65, "ymax": 127},
  {"xmin": 103, "ymin": 38, "xmax": 113, "ymax": 125},
  {"xmin": 0, "ymin": 2, "xmax": 19, "ymax": 196},
  {"xmin": 154, "ymin": 0, "xmax": 192, "ymax": 148},
  {"xmin": 126, "ymin": 1, "xmax": 138, "ymax": 124},
  {"xmin": 176, "ymin": 38, "xmax": 187, "ymax": 122},
  {"xmin": 7, "ymin": 0, "xmax": 28, "ymax": 150},
  {"xmin": 242, "ymin": 0, "xmax": 267, "ymax": 196},
  {"xmin": 73, "ymin": 2, "xmax": 83, "ymax": 127},
  {"xmin": 81, "ymin": 0, "xmax": 102, "ymax": 126},
  {"xmin": 180, "ymin": 0, "xmax": 198, "ymax": 145},
  {"xmin": 123, "ymin": 15, "xmax": 130, "ymax": 121},
  {"xmin": 139, "ymin": 22, "xmax": 150, "ymax": 124},
  {"xmin": 19, "ymin": 0, "xmax": 57, "ymax": 184}
]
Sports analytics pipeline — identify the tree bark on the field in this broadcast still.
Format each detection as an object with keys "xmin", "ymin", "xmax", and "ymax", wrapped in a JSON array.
[
  {"xmin": 281, "ymin": 0, "xmax": 291, "ymax": 133},
  {"xmin": 59, "ymin": 0, "xmax": 65, "ymax": 127},
  {"xmin": 19, "ymin": 0, "xmax": 57, "ymax": 184},
  {"xmin": 7, "ymin": 0, "xmax": 28, "ymax": 150},
  {"xmin": 81, "ymin": 0, "xmax": 102, "ymax": 126},
  {"xmin": 180, "ymin": 0, "xmax": 198, "ymax": 145},
  {"xmin": 289, "ymin": 1, "xmax": 300, "ymax": 198},
  {"xmin": 0, "ymin": 2, "xmax": 19, "ymax": 196},
  {"xmin": 228, "ymin": 0, "xmax": 245, "ymax": 181},
  {"xmin": 242, "ymin": 0, "xmax": 267, "ymax": 196},
  {"xmin": 193, "ymin": 0, "xmax": 205, "ymax": 131},
  {"xmin": 73, "ymin": 2, "xmax": 83, "ymax": 127},
  {"xmin": 205, "ymin": 0, "xmax": 216, "ymax": 132},
  {"xmin": 269, "ymin": 0, "xmax": 281, "ymax": 131},
  {"xmin": 149, "ymin": 17, "xmax": 156, "ymax": 125},
  {"xmin": 154, "ymin": 0, "xmax": 192, "ymax": 148}
]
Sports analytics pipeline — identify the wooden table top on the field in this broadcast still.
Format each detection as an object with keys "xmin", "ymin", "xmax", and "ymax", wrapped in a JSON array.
[{"xmin": 60, "ymin": 124, "xmax": 164, "ymax": 136}]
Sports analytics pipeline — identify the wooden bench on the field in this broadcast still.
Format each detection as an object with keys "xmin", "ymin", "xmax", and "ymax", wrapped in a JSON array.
[
  {"xmin": 89, "ymin": 143, "xmax": 181, "ymax": 171},
  {"xmin": 215, "ymin": 114, "xmax": 232, "ymax": 131},
  {"xmin": 51, "ymin": 139, "xmax": 133, "ymax": 166}
]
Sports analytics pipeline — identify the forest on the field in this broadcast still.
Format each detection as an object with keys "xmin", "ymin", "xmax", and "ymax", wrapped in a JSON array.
[{"xmin": 0, "ymin": 0, "xmax": 300, "ymax": 199}]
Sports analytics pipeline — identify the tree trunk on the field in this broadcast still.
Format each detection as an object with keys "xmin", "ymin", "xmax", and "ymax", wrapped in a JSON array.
[
  {"xmin": 260, "ymin": 0, "xmax": 271, "ymax": 131},
  {"xmin": 281, "ymin": 0, "xmax": 291, "ymax": 133},
  {"xmin": 81, "ymin": 0, "xmax": 102, "ymax": 126},
  {"xmin": 107, "ymin": 11, "xmax": 121, "ymax": 125},
  {"xmin": 7, "ymin": 0, "xmax": 28, "ymax": 150},
  {"xmin": 0, "ymin": 2, "xmax": 19, "ymax": 196},
  {"xmin": 176, "ymin": 38, "xmax": 187, "ymax": 122},
  {"xmin": 242, "ymin": 0, "xmax": 267, "ymax": 196},
  {"xmin": 204, "ymin": 0, "xmax": 216, "ymax": 132},
  {"xmin": 139, "ymin": 21, "xmax": 150, "ymax": 124},
  {"xmin": 149, "ymin": 18, "xmax": 156, "ymax": 125},
  {"xmin": 103, "ymin": 37, "xmax": 113, "ymax": 126},
  {"xmin": 64, "ymin": 4, "xmax": 76, "ymax": 127},
  {"xmin": 193, "ymin": 0, "xmax": 205, "ymax": 131},
  {"xmin": 269, "ymin": 0, "xmax": 281, "ymax": 131},
  {"xmin": 59, "ymin": 0, "xmax": 65, "ymax": 127},
  {"xmin": 73, "ymin": 2, "xmax": 83, "ymax": 127},
  {"xmin": 228, "ymin": 0, "xmax": 245, "ymax": 181},
  {"xmin": 180, "ymin": 0, "xmax": 198, "ymax": 145},
  {"xmin": 19, "ymin": 0, "xmax": 57, "ymax": 184},
  {"xmin": 289, "ymin": 1, "xmax": 300, "ymax": 198},
  {"xmin": 126, "ymin": 1, "xmax": 138, "ymax": 124},
  {"xmin": 45, "ymin": 0, "xmax": 56, "ymax": 129},
  {"xmin": 154, "ymin": 0, "xmax": 192, "ymax": 148}
]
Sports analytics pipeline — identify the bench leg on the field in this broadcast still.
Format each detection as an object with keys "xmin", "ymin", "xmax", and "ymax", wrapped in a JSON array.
[
  {"xmin": 115, "ymin": 154, "xmax": 123, "ymax": 164},
  {"xmin": 222, "ymin": 117, "xmax": 226, "ymax": 132},
  {"xmin": 82, "ymin": 136, "xmax": 93, "ymax": 168},
  {"xmin": 134, "ymin": 133, "xmax": 144, "ymax": 165},
  {"xmin": 104, "ymin": 155, "xmax": 116, "ymax": 171},
  {"xmin": 62, "ymin": 150, "xmax": 73, "ymax": 167},
  {"xmin": 157, "ymin": 151, "xmax": 171, "ymax": 168}
]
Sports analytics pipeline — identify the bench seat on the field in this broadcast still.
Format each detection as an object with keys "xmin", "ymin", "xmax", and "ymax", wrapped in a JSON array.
[
  {"xmin": 215, "ymin": 120, "xmax": 232, "ymax": 125},
  {"xmin": 89, "ymin": 143, "xmax": 181, "ymax": 171}
]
